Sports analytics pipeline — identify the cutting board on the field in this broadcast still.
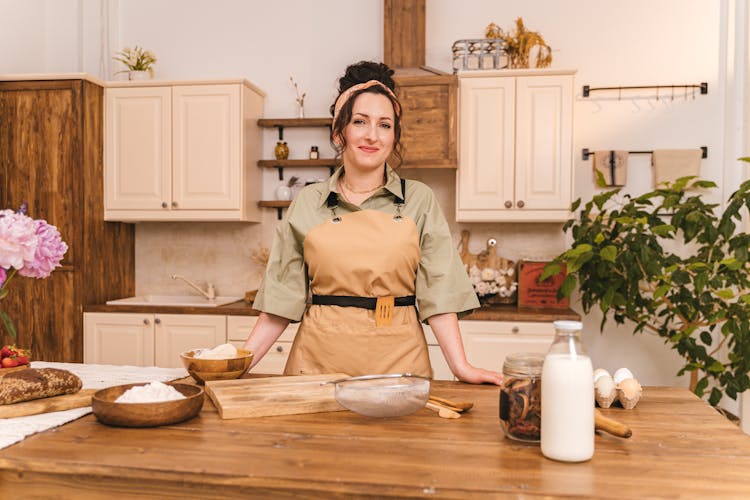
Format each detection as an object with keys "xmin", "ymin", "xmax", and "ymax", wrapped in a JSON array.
[
  {"xmin": 0, "ymin": 389, "xmax": 97, "ymax": 418},
  {"xmin": 205, "ymin": 373, "xmax": 348, "ymax": 419}
]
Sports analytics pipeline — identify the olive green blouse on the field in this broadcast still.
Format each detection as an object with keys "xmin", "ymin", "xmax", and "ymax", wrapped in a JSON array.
[{"xmin": 253, "ymin": 166, "xmax": 479, "ymax": 322}]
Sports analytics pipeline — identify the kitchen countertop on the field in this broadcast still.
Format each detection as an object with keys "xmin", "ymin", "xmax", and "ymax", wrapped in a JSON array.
[
  {"xmin": 84, "ymin": 301, "xmax": 580, "ymax": 322},
  {"xmin": 0, "ymin": 382, "xmax": 747, "ymax": 498}
]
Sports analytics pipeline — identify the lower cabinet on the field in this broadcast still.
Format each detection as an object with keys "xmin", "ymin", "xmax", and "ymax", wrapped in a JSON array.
[
  {"xmin": 227, "ymin": 316, "xmax": 298, "ymax": 375},
  {"xmin": 84, "ymin": 313, "xmax": 226, "ymax": 368},
  {"xmin": 460, "ymin": 320, "xmax": 554, "ymax": 373},
  {"xmin": 84, "ymin": 313, "xmax": 554, "ymax": 375}
]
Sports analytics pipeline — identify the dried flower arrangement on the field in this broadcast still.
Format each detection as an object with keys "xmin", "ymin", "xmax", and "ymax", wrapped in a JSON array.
[
  {"xmin": 485, "ymin": 18, "xmax": 552, "ymax": 69},
  {"xmin": 290, "ymin": 76, "xmax": 307, "ymax": 117},
  {"xmin": 246, "ymin": 243, "xmax": 270, "ymax": 304}
]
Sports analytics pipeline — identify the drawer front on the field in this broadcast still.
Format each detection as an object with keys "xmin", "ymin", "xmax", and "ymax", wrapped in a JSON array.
[
  {"xmin": 463, "ymin": 333, "xmax": 553, "ymax": 373},
  {"xmin": 460, "ymin": 320, "xmax": 554, "ymax": 336},
  {"xmin": 227, "ymin": 316, "xmax": 297, "ymax": 342},
  {"xmin": 230, "ymin": 340, "xmax": 291, "ymax": 375}
]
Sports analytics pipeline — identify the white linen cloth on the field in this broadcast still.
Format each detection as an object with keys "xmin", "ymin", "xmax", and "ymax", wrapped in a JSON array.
[{"xmin": 0, "ymin": 362, "xmax": 188, "ymax": 450}]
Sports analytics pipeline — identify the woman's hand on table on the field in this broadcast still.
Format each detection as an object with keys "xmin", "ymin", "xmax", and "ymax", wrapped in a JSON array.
[{"xmin": 453, "ymin": 364, "xmax": 503, "ymax": 385}]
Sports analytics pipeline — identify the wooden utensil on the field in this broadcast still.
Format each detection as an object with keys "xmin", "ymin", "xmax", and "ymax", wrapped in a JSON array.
[
  {"xmin": 205, "ymin": 373, "xmax": 349, "ymax": 419},
  {"xmin": 0, "ymin": 388, "xmax": 96, "ymax": 418},
  {"xmin": 595, "ymin": 409, "xmax": 632, "ymax": 438},
  {"xmin": 425, "ymin": 401, "xmax": 461, "ymax": 419},
  {"xmin": 429, "ymin": 395, "xmax": 473, "ymax": 412}
]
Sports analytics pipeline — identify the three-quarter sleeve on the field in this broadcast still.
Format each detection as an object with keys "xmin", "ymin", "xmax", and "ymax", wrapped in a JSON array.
[
  {"xmin": 413, "ymin": 187, "xmax": 479, "ymax": 321},
  {"xmin": 252, "ymin": 199, "xmax": 309, "ymax": 321}
]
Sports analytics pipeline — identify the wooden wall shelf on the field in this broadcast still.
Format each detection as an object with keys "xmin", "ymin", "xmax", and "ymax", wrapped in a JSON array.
[
  {"xmin": 257, "ymin": 117, "xmax": 335, "ymax": 218},
  {"xmin": 258, "ymin": 200, "xmax": 292, "ymax": 220}
]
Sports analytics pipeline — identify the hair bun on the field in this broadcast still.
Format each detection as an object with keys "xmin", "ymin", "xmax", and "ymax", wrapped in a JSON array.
[{"xmin": 338, "ymin": 61, "xmax": 395, "ymax": 93}]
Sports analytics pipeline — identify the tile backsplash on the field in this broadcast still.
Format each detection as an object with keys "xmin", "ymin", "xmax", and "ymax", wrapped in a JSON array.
[{"xmin": 134, "ymin": 169, "xmax": 568, "ymax": 297}]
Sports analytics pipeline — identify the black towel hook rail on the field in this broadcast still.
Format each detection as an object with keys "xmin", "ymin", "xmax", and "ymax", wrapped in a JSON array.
[
  {"xmin": 581, "ymin": 147, "xmax": 708, "ymax": 161},
  {"xmin": 582, "ymin": 82, "xmax": 708, "ymax": 98}
]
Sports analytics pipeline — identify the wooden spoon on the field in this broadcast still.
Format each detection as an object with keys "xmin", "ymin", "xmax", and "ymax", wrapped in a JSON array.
[
  {"xmin": 425, "ymin": 401, "xmax": 461, "ymax": 419},
  {"xmin": 429, "ymin": 395, "xmax": 474, "ymax": 412}
]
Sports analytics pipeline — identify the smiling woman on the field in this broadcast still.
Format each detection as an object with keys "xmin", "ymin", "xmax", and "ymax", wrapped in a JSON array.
[{"xmin": 243, "ymin": 60, "xmax": 502, "ymax": 386}]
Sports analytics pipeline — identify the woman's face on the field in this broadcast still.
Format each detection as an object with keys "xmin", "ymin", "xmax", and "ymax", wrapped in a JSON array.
[{"xmin": 341, "ymin": 92, "xmax": 395, "ymax": 173}]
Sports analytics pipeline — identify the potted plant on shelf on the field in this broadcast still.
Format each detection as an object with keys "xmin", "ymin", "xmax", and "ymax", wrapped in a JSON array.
[
  {"xmin": 542, "ymin": 162, "xmax": 750, "ymax": 406},
  {"xmin": 113, "ymin": 46, "xmax": 157, "ymax": 80}
]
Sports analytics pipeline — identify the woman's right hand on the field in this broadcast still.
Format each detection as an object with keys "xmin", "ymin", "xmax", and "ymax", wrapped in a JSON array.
[{"xmin": 243, "ymin": 312, "xmax": 290, "ymax": 370}]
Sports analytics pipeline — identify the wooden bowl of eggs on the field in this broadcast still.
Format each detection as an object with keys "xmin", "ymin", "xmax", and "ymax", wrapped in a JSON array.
[
  {"xmin": 92, "ymin": 382, "xmax": 204, "ymax": 427},
  {"xmin": 180, "ymin": 344, "xmax": 254, "ymax": 384}
]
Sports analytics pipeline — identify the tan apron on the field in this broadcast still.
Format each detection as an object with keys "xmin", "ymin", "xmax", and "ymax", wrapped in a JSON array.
[{"xmin": 283, "ymin": 199, "xmax": 433, "ymax": 378}]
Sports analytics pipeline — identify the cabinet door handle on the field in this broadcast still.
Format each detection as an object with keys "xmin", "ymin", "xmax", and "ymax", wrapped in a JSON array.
[
  {"xmin": 154, "ymin": 318, "xmax": 161, "ymax": 325},
  {"xmin": 511, "ymin": 326, "xmax": 520, "ymax": 334},
  {"xmin": 161, "ymin": 202, "xmax": 168, "ymax": 208},
  {"xmin": 276, "ymin": 345, "xmax": 284, "ymax": 353},
  {"xmin": 504, "ymin": 200, "xmax": 512, "ymax": 208},
  {"xmin": 171, "ymin": 201, "xmax": 178, "ymax": 208},
  {"xmin": 516, "ymin": 200, "xmax": 525, "ymax": 208},
  {"xmin": 143, "ymin": 318, "xmax": 150, "ymax": 325}
]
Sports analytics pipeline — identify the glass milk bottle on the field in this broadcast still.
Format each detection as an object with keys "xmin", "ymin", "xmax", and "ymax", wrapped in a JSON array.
[{"xmin": 541, "ymin": 320, "xmax": 594, "ymax": 462}]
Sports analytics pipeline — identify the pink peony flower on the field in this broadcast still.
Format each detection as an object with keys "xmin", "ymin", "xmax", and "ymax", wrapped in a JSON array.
[
  {"xmin": 0, "ymin": 210, "xmax": 38, "ymax": 270},
  {"xmin": 17, "ymin": 219, "xmax": 68, "ymax": 279}
]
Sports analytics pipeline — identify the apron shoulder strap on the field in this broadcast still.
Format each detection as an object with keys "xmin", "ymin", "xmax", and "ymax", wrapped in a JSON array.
[{"xmin": 394, "ymin": 178, "xmax": 406, "ymax": 205}]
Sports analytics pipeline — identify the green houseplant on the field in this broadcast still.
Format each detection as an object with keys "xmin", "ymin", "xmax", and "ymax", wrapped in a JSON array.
[{"xmin": 542, "ymin": 162, "xmax": 750, "ymax": 406}]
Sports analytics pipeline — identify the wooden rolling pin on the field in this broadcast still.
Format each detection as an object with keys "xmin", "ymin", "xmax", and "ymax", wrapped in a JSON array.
[
  {"xmin": 0, "ymin": 389, "xmax": 97, "ymax": 418},
  {"xmin": 595, "ymin": 409, "xmax": 632, "ymax": 438}
]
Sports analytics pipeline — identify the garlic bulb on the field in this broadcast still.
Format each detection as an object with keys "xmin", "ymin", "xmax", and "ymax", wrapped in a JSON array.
[
  {"xmin": 594, "ymin": 374, "xmax": 617, "ymax": 408},
  {"xmin": 617, "ymin": 378, "xmax": 642, "ymax": 409},
  {"xmin": 593, "ymin": 368, "xmax": 611, "ymax": 384},
  {"xmin": 613, "ymin": 367, "xmax": 634, "ymax": 385}
]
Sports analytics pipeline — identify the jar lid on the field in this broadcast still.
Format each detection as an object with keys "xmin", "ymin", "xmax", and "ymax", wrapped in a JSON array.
[
  {"xmin": 503, "ymin": 352, "xmax": 544, "ymax": 376},
  {"xmin": 553, "ymin": 320, "xmax": 583, "ymax": 331}
]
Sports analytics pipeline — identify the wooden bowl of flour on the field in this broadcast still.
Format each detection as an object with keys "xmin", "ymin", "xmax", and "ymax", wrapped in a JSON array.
[{"xmin": 92, "ymin": 382, "xmax": 204, "ymax": 427}]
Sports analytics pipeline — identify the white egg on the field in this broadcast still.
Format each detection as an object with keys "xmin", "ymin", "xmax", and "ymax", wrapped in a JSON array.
[
  {"xmin": 613, "ymin": 367, "xmax": 634, "ymax": 385},
  {"xmin": 593, "ymin": 368, "xmax": 611, "ymax": 383}
]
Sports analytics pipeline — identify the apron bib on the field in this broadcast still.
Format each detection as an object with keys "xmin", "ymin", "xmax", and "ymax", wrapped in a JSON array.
[{"xmin": 284, "ymin": 194, "xmax": 432, "ymax": 377}]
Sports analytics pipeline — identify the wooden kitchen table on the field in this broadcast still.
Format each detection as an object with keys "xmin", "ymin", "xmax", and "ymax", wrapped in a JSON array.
[{"xmin": 0, "ymin": 383, "xmax": 748, "ymax": 499}]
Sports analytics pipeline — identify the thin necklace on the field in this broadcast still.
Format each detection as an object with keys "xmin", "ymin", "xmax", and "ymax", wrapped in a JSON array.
[{"xmin": 341, "ymin": 175, "xmax": 384, "ymax": 194}]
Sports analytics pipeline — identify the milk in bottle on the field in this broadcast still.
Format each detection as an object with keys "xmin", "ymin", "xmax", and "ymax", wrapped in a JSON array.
[{"xmin": 541, "ymin": 320, "xmax": 594, "ymax": 462}]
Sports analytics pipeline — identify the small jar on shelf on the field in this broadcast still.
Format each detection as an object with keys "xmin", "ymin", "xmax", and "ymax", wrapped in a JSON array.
[
  {"xmin": 309, "ymin": 145, "xmax": 319, "ymax": 160},
  {"xmin": 274, "ymin": 141, "xmax": 289, "ymax": 160}
]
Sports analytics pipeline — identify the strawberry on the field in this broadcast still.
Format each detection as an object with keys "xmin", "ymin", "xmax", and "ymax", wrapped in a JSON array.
[
  {"xmin": 1, "ymin": 357, "xmax": 18, "ymax": 368},
  {"xmin": 15, "ymin": 355, "xmax": 28, "ymax": 366},
  {"xmin": 0, "ymin": 345, "xmax": 16, "ymax": 359}
]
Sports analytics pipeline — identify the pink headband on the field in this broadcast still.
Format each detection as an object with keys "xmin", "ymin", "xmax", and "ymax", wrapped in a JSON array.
[{"xmin": 332, "ymin": 80, "xmax": 401, "ymax": 126}]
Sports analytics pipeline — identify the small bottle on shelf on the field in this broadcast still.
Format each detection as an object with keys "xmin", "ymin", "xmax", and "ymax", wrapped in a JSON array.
[{"xmin": 309, "ymin": 145, "xmax": 319, "ymax": 160}]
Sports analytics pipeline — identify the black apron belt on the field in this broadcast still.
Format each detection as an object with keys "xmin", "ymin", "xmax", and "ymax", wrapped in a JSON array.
[{"xmin": 312, "ymin": 295, "xmax": 416, "ymax": 309}]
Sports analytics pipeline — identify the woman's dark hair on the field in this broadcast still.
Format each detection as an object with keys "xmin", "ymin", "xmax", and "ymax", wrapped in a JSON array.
[{"xmin": 329, "ymin": 60, "xmax": 403, "ymax": 167}]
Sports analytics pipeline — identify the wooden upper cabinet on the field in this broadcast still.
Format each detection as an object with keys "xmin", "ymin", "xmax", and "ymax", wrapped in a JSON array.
[
  {"xmin": 384, "ymin": 0, "xmax": 456, "ymax": 169},
  {"xmin": 393, "ymin": 68, "xmax": 457, "ymax": 169},
  {"xmin": 104, "ymin": 80, "xmax": 264, "ymax": 222}
]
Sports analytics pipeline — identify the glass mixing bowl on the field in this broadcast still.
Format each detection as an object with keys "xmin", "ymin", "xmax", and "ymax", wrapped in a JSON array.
[{"xmin": 329, "ymin": 374, "xmax": 430, "ymax": 418}]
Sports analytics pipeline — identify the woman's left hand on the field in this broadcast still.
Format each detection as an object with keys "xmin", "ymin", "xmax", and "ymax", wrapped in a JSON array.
[{"xmin": 453, "ymin": 364, "xmax": 503, "ymax": 386}]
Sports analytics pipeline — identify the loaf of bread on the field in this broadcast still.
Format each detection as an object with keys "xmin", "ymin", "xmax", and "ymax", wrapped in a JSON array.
[{"xmin": 0, "ymin": 368, "xmax": 82, "ymax": 405}]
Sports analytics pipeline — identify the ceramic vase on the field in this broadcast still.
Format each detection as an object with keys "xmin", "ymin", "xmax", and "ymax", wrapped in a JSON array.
[{"xmin": 128, "ymin": 70, "xmax": 151, "ymax": 81}]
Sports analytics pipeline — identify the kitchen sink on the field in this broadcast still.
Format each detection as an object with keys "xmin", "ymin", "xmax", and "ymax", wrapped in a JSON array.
[{"xmin": 106, "ymin": 295, "xmax": 243, "ymax": 308}]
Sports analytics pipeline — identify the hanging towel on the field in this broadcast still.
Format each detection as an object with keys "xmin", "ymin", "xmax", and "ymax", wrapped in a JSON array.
[
  {"xmin": 593, "ymin": 150, "xmax": 628, "ymax": 187},
  {"xmin": 652, "ymin": 149, "xmax": 702, "ymax": 186}
]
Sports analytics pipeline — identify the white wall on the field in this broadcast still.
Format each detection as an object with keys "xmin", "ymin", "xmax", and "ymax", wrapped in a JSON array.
[{"xmin": 2, "ymin": 0, "xmax": 748, "ymax": 410}]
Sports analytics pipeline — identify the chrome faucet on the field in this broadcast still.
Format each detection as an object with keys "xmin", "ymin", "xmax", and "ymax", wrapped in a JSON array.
[{"xmin": 171, "ymin": 274, "xmax": 216, "ymax": 300}]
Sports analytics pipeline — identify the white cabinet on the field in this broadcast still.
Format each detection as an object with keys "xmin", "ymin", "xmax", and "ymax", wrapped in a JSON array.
[
  {"xmin": 84, "ymin": 312, "xmax": 226, "ymax": 368},
  {"xmin": 227, "ymin": 316, "xmax": 299, "ymax": 375},
  {"xmin": 104, "ymin": 80, "xmax": 265, "ymax": 222},
  {"xmin": 459, "ymin": 320, "xmax": 554, "ymax": 373},
  {"xmin": 456, "ymin": 69, "xmax": 575, "ymax": 222}
]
